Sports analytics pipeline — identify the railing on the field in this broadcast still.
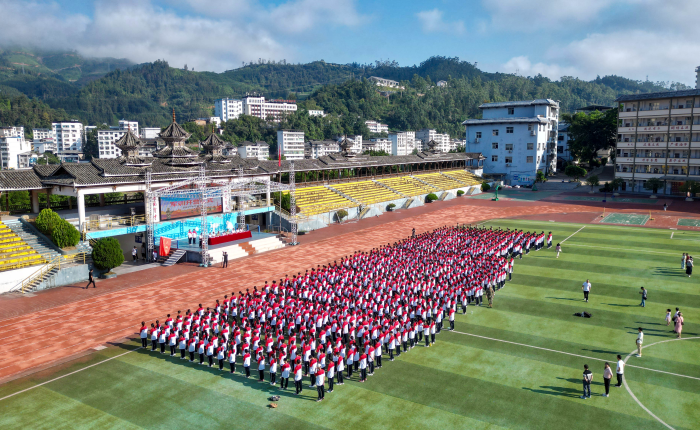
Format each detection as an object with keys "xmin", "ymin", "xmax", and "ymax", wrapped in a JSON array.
[
  {"xmin": 85, "ymin": 214, "xmax": 146, "ymax": 231},
  {"xmin": 15, "ymin": 252, "xmax": 89, "ymax": 293}
]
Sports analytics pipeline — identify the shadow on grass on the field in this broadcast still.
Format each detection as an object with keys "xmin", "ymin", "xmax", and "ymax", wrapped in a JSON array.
[
  {"xmin": 112, "ymin": 341, "xmax": 323, "ymax": 402},
  {"xmin": 557, "ymin": 377, "xmax": 604, "ymax": 387},
  {"xmin": 522, "ymin": 386, "xmax": 581, "ymax": 397},
  {"xmin": 581, "ymin": 348, "xmax": 620, "ymax": 355},
  {"xmin": 545, "ymin": 297, "xmax": 582, "ymax": 301},
  {"xmin": 603, "ymin": 303, "xmax": 636, "ymax": 307},
  {"xmin": 652, "ymin": 268, "xmax": 688, "ymax": 277}
]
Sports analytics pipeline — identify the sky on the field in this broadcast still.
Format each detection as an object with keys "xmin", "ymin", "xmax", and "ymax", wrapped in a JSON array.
[{"xmin": 2, "ymin": 0, "xmax": 699, "ymax": 85}]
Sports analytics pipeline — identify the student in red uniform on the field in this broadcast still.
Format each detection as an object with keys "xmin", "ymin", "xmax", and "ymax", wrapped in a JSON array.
[
  {"xmin": 294, "ymin": 358, "xmax": 303, "ymax": 394},
  {"xmin": 327, "ymin": 361, "xmax": 335, "ymax": 393},
  {"xmin": 243, "ymin": 349, "xmax": 251, "ymax": 378},
  {"xmin": 139, "ymin": 322, "xmax": 148, "ymax": 348},
  {"xmin": 315, "ymin": 369, "xmax": 325, "ymax": 402},
  {"xmin": 358, "ymin": 351, "xmax": 367, "ymax": 382},
  {"xmin": 281, "ymin": 359, "xmax": 291, "ymax": 389}
]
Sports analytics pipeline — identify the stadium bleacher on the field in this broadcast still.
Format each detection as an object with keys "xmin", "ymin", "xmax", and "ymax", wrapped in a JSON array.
[
  {"xmin": 442, "ymin": 170, "xmax": 482, "ymax": 186},
  {"xmin": 0, "ymin": 221, "xmax": 46, "ymax": 272},
  {"xmin": 331, "ymin": 180, "xmax": 403, "ymax": 205},
  {"xmin": 290, "ymin": 186, "xmax": 356, "ymax": 216},
  {"xmin": 377, "ymin": 176, "xmax": 436, "ymax": 197},
  {"xmin": 413, "ymin": 172, "xmax": 467, "ymax": 191}
]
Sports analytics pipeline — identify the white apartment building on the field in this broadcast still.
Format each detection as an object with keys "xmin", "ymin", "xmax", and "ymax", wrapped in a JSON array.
[
  {"xmin": 615, "ymin": 89, "xmax": 700, "ymax": 194},
  {"xmin": 305, "ymin": 140, "xmax": 340, "ymax": 159},
  {"xmin": 308, "ymin": 110, "xmax": 325, "ymax": 117},
  {"xmin": 363, "ymin": 138, "xmax": 392, "ymax": 154},
  {"xmin": 334, "ymin": 135, "xmax": 362, "ymax": 154},
  {"xmin": 243, "ymin": 96, "xmax": 297, "ymax": 121},
  {"xmin": 52, "ymin": 121, "xmax": 83, "ymax": 153},
  {"xmin": 0, "ymin": 127, "xmax": 31, "ymax": 169},
  {"xmin": 369, "ymin": 76, "xmax": 404, "ymax": 89},
  {"xmin": 463, "ymin": 99, "xmax": 559, "ymax": 186},
  {"xmin": 98, "ymin": 120, "xmax": 140, "ymax": 159},
  {"xmin": 141, "ymin": 127, "xmax": 161, "ymax": 139},
  {"xmin": 215, "ymin": 98, "xmax": 244, "ymax": 122},
  {"xmin": 237, "ymin": 141, "xmax": 269, "ymax": 160},
  {"xmin": 277, "ymin": 130, "xmax": 305, "ymax": 160},
  {"xmin": 365, "ymin": 120, "xmax": 389, "ymax": 134},
  {"xmin": 17, "ymin": 152, "xmax": 38, "ymax": 169},
  {"xmin": 32, "ymin": 128, "xmax": 53, "ymax": 141},
  {"xmin": 696, "ymin": 67, "xmax": 700, "ymax": 90},
  {"xmin": 415, "ymin": 128, "xmax": 452, "ymax": 152},
  {"xmin": 389, "ymin": 131, "xmax": 416, "ymax": 156},
  {"xmin": 33, "ymin": 139, "xmax": 57, "ymax": 154}
]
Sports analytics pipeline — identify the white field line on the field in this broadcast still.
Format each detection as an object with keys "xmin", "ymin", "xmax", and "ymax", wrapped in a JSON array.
[
  {"xmin": 622, "ymin": 337, "xmax": 700, "ymax": 430},
  {"xmin": 494, "ymin": 219, "xmax": 700, "ymax": 235},
  {"xmin": 451, "ymin": 331, "xmax": 700, "ymax": 381},
  {"xmin": 0, "ymin": 347, "xmax": 142, "ymax": 403},
  {"xmin": 561, "ymin": 226, "xmax": 586, "ymax": 243}
]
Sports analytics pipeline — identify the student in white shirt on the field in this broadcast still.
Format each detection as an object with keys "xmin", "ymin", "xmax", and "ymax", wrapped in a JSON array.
[
  {"xmin": 615, "ymin": 355, "xmax": 624, "ymax": 387},
  {"xmin": 582, "ymin": 279, "xmax": 591, "ymax": 302},
  {"xmin": 636, "ymin": 327, "xmax": 643, "ymax": 357},
  {"xmin": 315, "ymin": 370, "xmax": 325, "ymax": 402}
]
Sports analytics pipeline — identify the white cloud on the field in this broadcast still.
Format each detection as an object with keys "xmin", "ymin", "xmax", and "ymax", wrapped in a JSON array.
[
  {"xmin": 501, "ymin": 56, "xmax": 578, "ymax": 80},
  {"xmin": 416, "ymin": 9, "xmax": 465, "ymax": 35},
  {"xmin": 483, "ymin": 0, "xmax": 614, "ymax": 32},
  {"xmin": 0, "ymin": 0, "xmax": 366, "ymax": 72}
]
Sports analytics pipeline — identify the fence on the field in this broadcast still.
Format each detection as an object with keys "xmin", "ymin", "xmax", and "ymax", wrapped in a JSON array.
[{"xmin": 0, "ymin": 194, "xmax": 145, "ymax": 215}]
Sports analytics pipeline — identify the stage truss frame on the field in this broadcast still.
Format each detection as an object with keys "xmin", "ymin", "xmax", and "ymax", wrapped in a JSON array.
[{"xmin": 145, "ymin": 164, "xmax": 297, "ymax": 267}]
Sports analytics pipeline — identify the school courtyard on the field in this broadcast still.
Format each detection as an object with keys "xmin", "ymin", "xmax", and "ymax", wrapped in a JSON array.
[{"xmin": 0, "ymin": 193, "xmax": 698, "ymax": 429}]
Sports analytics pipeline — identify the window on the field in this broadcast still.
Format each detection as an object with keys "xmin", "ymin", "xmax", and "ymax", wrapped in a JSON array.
[
  {"xmin": 505, "ymin": 144, "xmax": 513, "ymax": 150},
  {"xmin": 492, "ymin": 129, "xmax": 499, "ymax": 136},
  {"xmin": 508, "ymin": 108, "xmax": 514, "ymax": 115},
  {"xmin": 528, "ymin": 124, "xmax": 533, "ymax": 131},
  {"xmin": 475, "ymin": 132, "xmax": 482, "ymax": 139},
  {"xmin": 492, "ymin": 155, "xmax": 498, "ymax": 162},
  {"xmin": 505, "ymin": 157, "xmax": 512, "ymax": 163},
  {"xmin": 506, "ymin": 127, "xmax": 514, "ymax": 134},
  {"xmin": 537, "ymin": 156, "xmax": 541, "ymax": 164},
  {"xmin": 558, "ymin": 135, "xmax": 564, "ymax": 141},
  {"xmin": 557, "ymin": 146, "xmax": 563, "ymax": 154},
  {"xmin": 492, "ymin": 142, "xmax": 499, "ymax": 149},
  {"xmin": 527, "ymin": 143, "xmax": 534, "ymax": 150},
  {"xmin": 527, "ymin": 156, "xmax": 534, "ymax": 163}
]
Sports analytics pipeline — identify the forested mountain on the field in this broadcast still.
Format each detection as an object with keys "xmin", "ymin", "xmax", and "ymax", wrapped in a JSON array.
[{"xmin": 0, "ymin": 51, "xmax": 689, "ymax": 146}]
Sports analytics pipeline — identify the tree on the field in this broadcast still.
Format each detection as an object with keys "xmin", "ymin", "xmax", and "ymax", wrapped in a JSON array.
[
  {"xmin": 426, "ymin": 193, "xmax": 439, "ymax": 202},
  {"xmin": 363, "ymin": 150, "xmax": 391, "ymax": 156},
  {"xmin": 481, "ymin": 182, "xmax": 491, "ymax": 192},
  {"xmin": 336, "ymin": 209, "xmax": 348, "ymax": 222},
  {"xmin": 643, "ymin": 178, "xmax": 663, "ymax": 194},
  {"xmin": 561, "ymin": 109, "xmax": 617, "ymax": 164},
  {"xmin": 610, "ymin": 177, "xmax": 624, "ymax": 192},
  {"xmin": 50, "ymin": 219, "xmax": 81, "ymax": 248},
  {"xmin": 37, "ymin": 152, "xmax": 60, "ymax": 165},
  {"xmin": 536, "ymin": 170, "xmax": 545, "ymax": 183},
  {"xmin": 679, "ymin": 180, "xmax": 700, "ymax": 197},
  {"xmin": 565, "ymin": 164, "xmax": 587, "ymax": 181},
  {"xmin": 35, "ymin": 208, "xmax": 61, "ymax": 235},
  {"xmin": 585, "ymin": 175, "xmax": 599, "ymax": 191},
  {"xmin": 92, "ymin": 237, "xmax": 125, "ymax": 272}
]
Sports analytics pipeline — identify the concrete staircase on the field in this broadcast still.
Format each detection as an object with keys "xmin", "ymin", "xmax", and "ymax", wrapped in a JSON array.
[
  {"xmin": 162, "ymin": 249, "xmax": 186, "ymax": 266},
  {"xmin": 249, "ymin": 236, "xmax": 286, "ymax": 253}
]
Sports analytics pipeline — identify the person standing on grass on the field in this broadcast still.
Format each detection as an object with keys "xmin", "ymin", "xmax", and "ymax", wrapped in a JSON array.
[
  {"xmin": 686, "ymin": 256, "xmax": 693, "ymax": 277},
  {"xmin": 636, "ymin": 328, "xmax": 644, "ymax": 357},
  {"xmin": 603, "ymin": 362, "xmax": 613, "ymax": 397},
  {"xmin": 639, "ymin": 287, "xmax": 647, "ymax": 307},
  {"xmin": 581, "ymin": 364, "xmax": 592, "ymax": 399},
  {"xmin": 665, "ymin": 309, "xmax": 672, "ymax": 327},
  {"xmin": 615, "ymin": 355, "xmax": 624, "ymax": 387},
  {"xmin": 140, "ymin": 322, "xmax": 148, "ymax": 348},
  {"xmin": 294, "ymin": 358, "xmax": 303, "ymax": 395},
  {"xmin": 682, "ymin": 253, "xmax": 686, "ymax": 270},
  {"xmin": 316, "ymin": 369, "xmax": 325, "ymax": 402},
  {"xmin": 582, "ymin": 279, "xmax": 592, "ymax": 302},
  {"xmin": 675, "ymin": 312, "xmax": 684, "ymax": 338},
  {"xmin": 556, "ymin": 243, "xmax": 561, "ymax": 259},
  {"xmin": 486, "ymin": 284, "xmax": 494, "ymax": 308}
]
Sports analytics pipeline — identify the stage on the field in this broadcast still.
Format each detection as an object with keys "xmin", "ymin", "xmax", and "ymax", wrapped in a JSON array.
[{"xmin": 164, "ymin": 231, "xmax": 277, "ymax": 253}]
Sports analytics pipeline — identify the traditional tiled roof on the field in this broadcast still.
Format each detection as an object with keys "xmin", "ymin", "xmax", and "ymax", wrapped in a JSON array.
[
  {"xmin": 153, "ymin": 146, "xmax": 198, "ymax": 158},
  {"xmin": 114, "ymin": 129, "xmax": 142, "ymax": 152},
  {"xmin": 0, "ymin": 170, "xmax": 45, "ymax": 190},
  {"xmin": 0, "ymin": 151, "xmax": 481, "ymax": 191},
  {"xmin": 201, "ymin": 133, "xmax": 226, "ymax": 149},
  {"xmin": 159, "ymin": 121, "xmax": 191, "ymax": 140}
]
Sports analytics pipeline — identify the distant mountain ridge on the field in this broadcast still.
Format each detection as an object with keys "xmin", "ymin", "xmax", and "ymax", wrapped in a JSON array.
[{"xmin": 0, "ymin": 49, "xmax": 689, "ymax": 134}]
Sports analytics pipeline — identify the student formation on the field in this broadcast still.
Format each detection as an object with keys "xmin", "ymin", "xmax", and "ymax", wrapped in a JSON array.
[{"xmin": 139, "ymin": 226, "xmax": 552, "ymax": 401}]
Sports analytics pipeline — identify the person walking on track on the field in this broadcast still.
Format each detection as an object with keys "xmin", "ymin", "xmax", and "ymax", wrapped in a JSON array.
[{"xmin": 84, "ymin": 268, "xmax": 96, "ymax": 289}]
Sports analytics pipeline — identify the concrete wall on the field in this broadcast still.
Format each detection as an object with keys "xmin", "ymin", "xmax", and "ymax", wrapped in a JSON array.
[
  {"xmin": 0, "ymin": 265, "xmax": 41, "ymax": 294},
  {"xmin": 36, "ymin": 264, "xmax": 88, "ymax": 291}
]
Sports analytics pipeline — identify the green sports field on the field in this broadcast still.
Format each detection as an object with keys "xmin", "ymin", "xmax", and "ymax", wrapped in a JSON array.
[{"xmin": 1, "ymin": 220, "xmax": 699, "ymax": 429}]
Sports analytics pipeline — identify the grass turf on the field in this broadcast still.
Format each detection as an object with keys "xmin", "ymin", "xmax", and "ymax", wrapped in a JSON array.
[
  {"xmin": 601, "ymin": 213, "xmax": 650, "ymax": 225},
  {"xmin": 1, "ymin": 220, "xmax": 699, "ymax": 429},
  {"xmin": 677, "ymin": 218, "xmax": 700, "ymax": 227}
]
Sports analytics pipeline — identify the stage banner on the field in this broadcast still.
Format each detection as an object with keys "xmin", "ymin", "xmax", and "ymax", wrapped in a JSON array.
[
  {"xmin": 159, "ymin": 196, "xmax": 223, "ymax": 220},
  {"xmin": 159, "ymin": 237, "xmax": 172, "ymax": 256}
]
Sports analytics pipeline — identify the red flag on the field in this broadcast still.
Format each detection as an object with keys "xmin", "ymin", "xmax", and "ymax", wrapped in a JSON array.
[{"xmin": 278, "ymin": 145, "xmax": 281, "ymax": 167}]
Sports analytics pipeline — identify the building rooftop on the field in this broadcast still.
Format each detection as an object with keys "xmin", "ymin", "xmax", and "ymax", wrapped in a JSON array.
[
  {"xmin": 479, "ymin": 99, "xmax": 558, "ymax": 109},
  {"xmin": 615, "ymin": 89, "xmax": 700, "ymax": 102},
  {"xmin": 462, "ymin": 117, "xmax": 552, "ymax": 126}
]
